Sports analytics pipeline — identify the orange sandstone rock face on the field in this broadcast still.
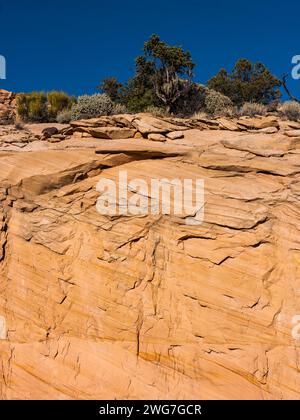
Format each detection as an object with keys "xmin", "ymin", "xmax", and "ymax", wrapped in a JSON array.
[
  {"xmin": 0, "ymin": 128, "xmax": 300, "ymax": 400},
  {"xmin": 0, "ymin": 90, "xmax": 16, "ymax": 124}
]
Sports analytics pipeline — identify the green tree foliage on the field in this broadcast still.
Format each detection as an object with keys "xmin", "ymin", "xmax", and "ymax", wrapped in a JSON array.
[
  {"xmin": 120, "ymin": 56, "xmax": 158, "ymax": 113},
  {"xmin": 97, "ymin": 77, "xmax": 123, "ymax": 102},
  {"xmin": 100, "ymin": 35, "xmax": 196, "ymax": 114},
  {"xmin": 141, "ymin": 34, "xmax": 195, "ymax": 113},
  {"xmin": 171, "ymin": 83, "xmax": 206, "ymax": 116},
  {"xmin": 99, "ymin": 39, "xmax": 283, "ymax": 115},
  {"xmin": 207, "ymin": 59, "xmax": 281, "ymax": 106}
]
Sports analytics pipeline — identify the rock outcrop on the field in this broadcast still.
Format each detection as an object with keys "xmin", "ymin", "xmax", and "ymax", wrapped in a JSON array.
[
  {"xmin": 0, "ymin": 120, "xmax": 300, "ymax": 400},
  {"xmin": 0, "ymin": 90, "xmax": 16, "ymax": 124},
  {"xmin": 35, "ymin": 113, "xmax": 300, "ymax": 144}
]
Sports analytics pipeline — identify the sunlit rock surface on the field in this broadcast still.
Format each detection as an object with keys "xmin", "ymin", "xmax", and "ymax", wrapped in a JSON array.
[{"xmin": 0, "ymin": 123, "xmax": 300, "ymax": 400}]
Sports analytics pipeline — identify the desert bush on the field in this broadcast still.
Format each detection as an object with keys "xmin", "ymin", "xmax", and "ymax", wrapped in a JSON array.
[
  {"xmin": 204, "ymin": 89, "xmax": 233, "ymax": 116},
  {"xmin": 279, "ymin": 101, "xmax": 300, "ymax": 121},
  {"xmin": 17, "ymin": 92, "xmax": 48, "ymax": 122},
  {"xmin": 56, "ymin": 110, "xmax": 73, "ymax": 123},
  {"xmin": 240, "ymin": 102, "xmax": 267, "ymax": 117},
  {"xmin": 111, "ymin": 103, "xmax": 128, "ymax": 115},
  {"xmin": 71, "ymin": 93, "xmax": 114, "ymax": 120},
  {"xmin": 47, "ymin": 91, "xmax": 75, "ymax": 120}
]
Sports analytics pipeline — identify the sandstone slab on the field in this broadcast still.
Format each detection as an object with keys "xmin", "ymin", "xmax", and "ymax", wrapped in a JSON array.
[
  {"xmin": 237, "ymin": 116, "xmax": 279, "ymax": 130},
  {"xmin": 84, "ymin": 127, "xmax": 136, "ymax": 139}
]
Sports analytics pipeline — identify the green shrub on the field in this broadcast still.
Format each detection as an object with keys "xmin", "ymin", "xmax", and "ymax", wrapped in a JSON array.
[
  {"xmin": 47, "ymin": 91, "xmax": 75, "ymax": 120},
  {"xmin": 17, "ymin": 92, "xmax": 48, "ymax": 122},
  {"xmin": 240, "ymin": 102, "xmax": 267, "ymax": 117},
  {"xmin": 56, "ymin": 110, "xmax": 73, "ymax": 124},
  {"xmin": 204, "ymin": 89, "xmax": 233, "ymax": 116},
  {"xmin": 280, "ymin": 101, "xmax": 300, "ymax": 121},
  {"xmin": 71, "ymin": 93, "xmax": 114, "ymax": 120}
]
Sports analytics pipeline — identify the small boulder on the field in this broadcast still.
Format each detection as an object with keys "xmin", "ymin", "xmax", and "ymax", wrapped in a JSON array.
[
  {"xmin": 41, "ymin": 127, "xmax": 59, "ymax": 138},
  {"xmin": 166, "ymin": 131, "xmax": 184, "ymax": 140},
  {"xmin": 148, "ymin": 133, "xmax": 167, "ymax": 142}
]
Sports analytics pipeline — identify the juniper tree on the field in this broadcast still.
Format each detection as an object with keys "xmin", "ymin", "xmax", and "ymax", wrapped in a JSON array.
[{"xmin": 208, "ymin": 59, "xmax": 281, "ymax": 106}]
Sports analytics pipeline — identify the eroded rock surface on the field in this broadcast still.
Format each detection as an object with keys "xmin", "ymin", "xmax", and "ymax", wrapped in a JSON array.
[
  {"xmin": 0, "ymin": 126, "xmax": 300, "ymax": 400},
  {"xmin": 0, "ymin": 90, "xmax": 16, "ymax": 124}
]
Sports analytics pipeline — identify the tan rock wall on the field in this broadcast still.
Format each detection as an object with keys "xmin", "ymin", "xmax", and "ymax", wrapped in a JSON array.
[{"xmin": 0, "ymin": 129, "xmax": 300, "ymax": 400}]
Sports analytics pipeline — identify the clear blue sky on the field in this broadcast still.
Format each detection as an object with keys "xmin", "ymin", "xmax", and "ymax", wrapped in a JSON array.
[{"xmin": 1, "ymin": 0, "xmax": 300, "ymax": 98}]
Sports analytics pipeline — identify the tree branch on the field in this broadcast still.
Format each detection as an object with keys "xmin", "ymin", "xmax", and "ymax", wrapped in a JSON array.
[{"xmin": 281, "ymin": 73, "xmax": 300, "ymax": 103}]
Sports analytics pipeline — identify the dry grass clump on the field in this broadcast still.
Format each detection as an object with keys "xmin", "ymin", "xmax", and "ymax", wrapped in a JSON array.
[
  {"xmin": 144, "ymin": 106, "xmax": 169, "ymax": 118},
  {"xmin": 192, "ymin": 111, "xmax": 209, "ymax": 120},
  {"xmin": 279, "ymin": 101, "xmax": 300, "ymax": 121},
  {"xmin": 240, "ymin": 102, "xmax": 267, "ymax": 117}
]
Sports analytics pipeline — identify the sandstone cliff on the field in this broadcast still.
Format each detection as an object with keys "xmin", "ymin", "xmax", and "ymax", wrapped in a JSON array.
[{"xmin": 0, "ymin": 116, "xmax": 300, "ymax": 400}]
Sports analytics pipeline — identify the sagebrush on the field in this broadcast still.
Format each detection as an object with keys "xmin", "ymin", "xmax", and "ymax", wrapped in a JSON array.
[
  {"xmin": 71, "ymin": 94, "xmax": 114, "ymax": 120},
  {"xmin": 204, "ymin": 89, "xmax": 233, "ymax": 116}
]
